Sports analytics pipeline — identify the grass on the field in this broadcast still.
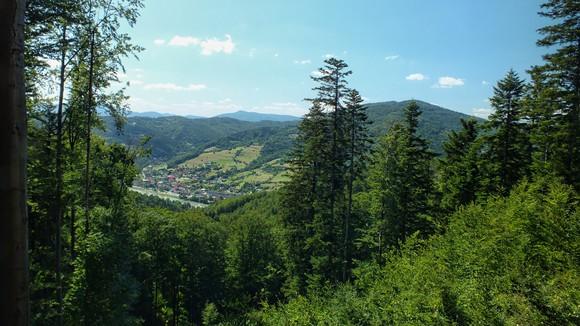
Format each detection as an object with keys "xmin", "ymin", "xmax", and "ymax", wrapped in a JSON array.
[{"xmin": 180, "ymin": 145, "xmax": 262, "ymax": 171}]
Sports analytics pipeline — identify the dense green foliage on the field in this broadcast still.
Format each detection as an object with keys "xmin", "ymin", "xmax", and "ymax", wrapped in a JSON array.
[{"xmin": 257, "ymin": 181, "xmax": 580, "ymax": 325}]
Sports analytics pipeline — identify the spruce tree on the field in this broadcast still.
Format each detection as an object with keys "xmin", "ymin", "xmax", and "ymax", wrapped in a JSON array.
[
  {"xmin": 283, "ymin": 58, "xmax": 358, "ymax": 290},
  {"xmin": 281, "ymin": 101, "xmax": 331, "ymax": 293},
  {"xmin": 341, "ymin": 89, "xmax": 371, "ymax": 280},
  {"xmin": 367, "ymin": 101, "xmax": 435, "ymax": 251},
  {"xmin": 486, "ymin": 70, "xmax": 531, "ymax": 194},
  {"xmin": 528, "ymin": 0, "xmax": 580, "ymax": 190},
  {"xmin": 438, "ymin": 119, "xmax": 481, "ymax": 212}
]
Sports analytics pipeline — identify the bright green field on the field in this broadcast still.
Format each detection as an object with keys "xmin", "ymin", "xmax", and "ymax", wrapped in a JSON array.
[{"xmin": 180, "ymin": 145, "xmax": 262, "ymax": 170}]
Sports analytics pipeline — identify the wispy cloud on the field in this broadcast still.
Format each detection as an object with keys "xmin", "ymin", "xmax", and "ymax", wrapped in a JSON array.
[
  {"xmin": 323, "ymin": 53, "xmax": 336, "ymax": 59},
  {"xmin": 200, "ymin": 34, "xmax": 235, "ymax": 55},
  {"xmin": 406, "ymin": 73, "xmax": 427, "ymax": 81},
  {"xmin": 481, "ymin": 80, "xmax": 489, "ymax": 85},
  {"xmin": 294, "ymin": 59, "xmax": 311, "ymax": 65},
  {"xmin": 472, "ymin": 108, "xmax": 492, "ymax": 119},
  {"xmin": 143, "ymin": 83, "xmax": 207, "ymax": 91},
  {"xmin": 153, "ymin": 39, "xmax": 166, "ymax": 46},
  {"xmin": 165, "ymin": 34, "xmax": 235, "ymax": 55},
  {"xmin": 384, "ymin": 55, "xmax": 400, "ymax": 61},
  {"xmin": 433, "ymin": 76, "xmax": 465, "ymax": 88},
  {"xmin": 168, "ymin": 35, "xmax": 200, "ymax": 47}
]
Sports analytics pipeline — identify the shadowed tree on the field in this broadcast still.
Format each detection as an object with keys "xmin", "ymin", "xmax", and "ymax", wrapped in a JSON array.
[{"xmin": 0, "ymin": 0, "xmax": 29, "ymax": 325}]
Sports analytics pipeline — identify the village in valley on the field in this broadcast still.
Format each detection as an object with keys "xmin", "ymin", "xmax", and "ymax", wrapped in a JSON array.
[{"xmin": 131, "ymin": 145, "xmax": 287, "ymax": 205}]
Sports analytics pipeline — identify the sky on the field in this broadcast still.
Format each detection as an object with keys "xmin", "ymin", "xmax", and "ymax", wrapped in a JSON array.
[{"xmin": 117, "ymin": 0, "xmax": 549, "ymax": 118}]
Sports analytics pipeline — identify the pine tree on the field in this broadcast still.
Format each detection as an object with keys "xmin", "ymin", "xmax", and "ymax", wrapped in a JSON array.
[
  {"xmin": 309, "ymin": 57, "xmax": 352, "ymax": 232},
  {"xmin": 486, "ymin": 70, "xmax": 531, "ymax": 194},
  {"xmin": 438, "ymin": 119, "xmax": 481, "ymax": 212},
  {"xmin": 341, "ymin": 89, "xmax": 371, "ymax": 280},
  {"xmin": 367, "ymin": 101, "xmax": 435, "ymax": 251},
  {"xmin": 283, "ymin": 58, "xmax": 357, "ymax": 290},
  {"xmin": 528, "ymin": 0, "xmax": 580, "ymax": 190},
  {"xmin": 281, "ymin": 102, "xmax": 331, "ymax": 293}
]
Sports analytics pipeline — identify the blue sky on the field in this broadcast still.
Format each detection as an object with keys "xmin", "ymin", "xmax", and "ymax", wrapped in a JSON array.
[{"xmin": 118, "ymin": 0, "xmax": 548, "ymax": 118}]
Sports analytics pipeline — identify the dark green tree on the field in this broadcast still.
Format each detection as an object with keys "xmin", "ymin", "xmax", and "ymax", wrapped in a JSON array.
[
  {"xmin": 366, "ymin": 101, "xmax": 435, "ymax": 252},
  {"xmin": 485, "ymin": 70, "xmax": 531, "ymax": 194},
  {"xmin": 341, "ymin": 89, "xmax": 371, "ymax": 280},
  {"xmin": 438, "ymin": 119, "xmax": 481, "ymax": 212},
  {"xmin": 527, "ymin": 0, "xmax": 580, "ymax": 190},
  {"xmin": 282, "ymin": 102, "xmax": 331, "ymax": 294}
]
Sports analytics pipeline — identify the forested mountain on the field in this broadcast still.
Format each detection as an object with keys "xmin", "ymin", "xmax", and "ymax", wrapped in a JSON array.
[
  {"xmin": 102, "ymin": 100, "xmax": 478, "ymax": 165},
  {"xmin": 365, "ymin": 100, "xmax": 483, "ymax": 152},
  {"xmin": 100, "ymin": 116, "xmax": 296, "ymax": 163},
  {"xmin": 216, "ymin": 110, "xmax": 301, "ymax": 122}
]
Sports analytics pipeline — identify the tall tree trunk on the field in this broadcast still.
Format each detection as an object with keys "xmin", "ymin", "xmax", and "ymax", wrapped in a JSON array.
[
  {"xmin": 342, "ymin": 112, "xmax": 355, "ymax": 281},
  {"xmin": 0, "ymin": 0, "xmax": 29, "ymax": 324},
  {"xmin": 84, "ymin": 31, "xmax": 95, "ymax": 234},
  {"xmin": 54, "ymin": 23, "xmax": 68, "ymax": 326}
]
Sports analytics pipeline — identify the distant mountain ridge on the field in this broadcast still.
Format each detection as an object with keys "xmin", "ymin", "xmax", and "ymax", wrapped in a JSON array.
[
  {"xmin": 125, "ymin": 110, "xmax": 300, "ymax": 122},
  {"xmin": 103, "ymin": 100, "xmax": 482, "ymax": 166},
  {"xmin": 216, "ymin": 110, "xmax": 301, "ymax": 122}
]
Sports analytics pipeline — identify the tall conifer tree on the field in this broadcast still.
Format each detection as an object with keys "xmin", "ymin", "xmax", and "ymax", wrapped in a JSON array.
[
  {"xmin": 528, "ymin": 0, "xmax": 580, "ymax": 190},
  {"xmin": 486, "ymin": 70, "xmax": 530, "ymax": 194}
]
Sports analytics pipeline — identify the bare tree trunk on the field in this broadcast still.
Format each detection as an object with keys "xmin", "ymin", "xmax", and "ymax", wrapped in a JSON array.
[
  {"xmin": 0, "ymin": 0, "xmax": 29, "ymax": 325},
  {"xmin": 84, "ymin": 31, "xmax": 95, "ymax": 234},
  {"xmin": 55, "ymin": 23, "xmax": 68, "ymax": 326}
]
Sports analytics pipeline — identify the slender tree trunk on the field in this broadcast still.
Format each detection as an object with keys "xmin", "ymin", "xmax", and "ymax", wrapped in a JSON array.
[
  {"xmin": 0, "ymin": 0, "xmax": 29, "ymax": 324},
  {"xmin": 84, "ymin": 31, "xmax": 95, "ymax": 234},
  {"xmin": 54, "ymin": 24, "xmax": 68, "ymax": 326},
  {"xmin": 342, "ymin": 113, "xmax": 355, "ymax": 281}
]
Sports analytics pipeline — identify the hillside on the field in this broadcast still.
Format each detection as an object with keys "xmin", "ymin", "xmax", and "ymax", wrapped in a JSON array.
[
  {"xmin": 104, "ymin": 100, "xmax": 479, "ymax": 164},
  {"xmin": 103, "ymin": 100, "xmax": 482, "ymax": 202},
  {"xmin": 101, "ymin": 116, "xmax": 296, "ymax": 163},
  {"xmin": 365, "ymin": 100, "xmax": 483, "ymax": 153},
  {"xmin": 216, "ymin": 110, "xmax": 301, "ymax": 122}
]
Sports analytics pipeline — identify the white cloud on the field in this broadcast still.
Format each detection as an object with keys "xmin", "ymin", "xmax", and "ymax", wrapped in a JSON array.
[
  {"xmin": 406, "ymin": 73, "xmax": 426, "ymax": 81},
  {"xmin": 384, "ymin": 55, "xmax": 400, "ymax": 61},
  {"xmin": 165, "ymin": 34, "xmax": 236, "ymax": 55},
  {"xmin": 200, "ymin": 34, "xmax": 235, "ymax": 55},
  {"xmin": 248, "ymin": 48, "xmax": 256, "ymax": 57},
  {"xmin": 472, "ymin": 108, "xmax": 492, "ymax": 119},
  {"xmin": 482, "ymin": 80, "xmax": 489, "ymax": 85},
  {"xmin": 129, "ymin": 80, "xmax": 144, "ymax": 86},
  {"xmin": 168, "ymin": 35, "xmax": 200, "ymax": 47},
  {"xmin": 143, "ymin": 83, "xmax": 207, "ymax": 91},
  {"xmin": 323, "ymin": 53, "xmax": 336, "ymax": 59},
  {"xmin": 274, "ymin": 53, "xmax": 279, "ymax": 57},
  {"xmin": 310, "ymin": 70, "xmax": 327, "ymax": 78},
  {"xmin": 434, "ymin": 76, "xmax": 465, "ymax": 88},
  {"xmin": 294, "ymin": 59, "xmax": 311, "ymax": 65}
]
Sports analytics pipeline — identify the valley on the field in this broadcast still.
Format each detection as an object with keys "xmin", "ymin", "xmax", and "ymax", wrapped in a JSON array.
[
  {"xmin": 105, "ymin": 100, "xmax": 480, "ymax": 203},
  {"xmin": 133, "ymin": 145, "xmax": 288, "ymax": 203}
]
